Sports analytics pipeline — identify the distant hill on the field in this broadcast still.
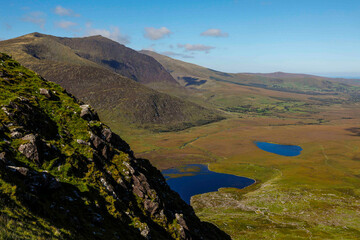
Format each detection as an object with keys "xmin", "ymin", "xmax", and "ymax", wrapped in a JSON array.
[
  {"xmin": 0, "ymin": 33, "xmax": 223, "ymax": 132},
  {"xmin": 140, "ymin": 50, "xmax": 222, "ymax": 88},
  {"xmin": 141, "ymin": 50, "xmax": 359, "ymax": 95},
  {"xmin": 243, "ymin": 71, "xmax": 328, "ymax": 80}
]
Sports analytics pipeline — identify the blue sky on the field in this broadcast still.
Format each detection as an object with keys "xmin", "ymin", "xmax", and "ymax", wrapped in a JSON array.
[{"xmin": 1, "ymin": 0, "xmax": 360, "ymax": 76}]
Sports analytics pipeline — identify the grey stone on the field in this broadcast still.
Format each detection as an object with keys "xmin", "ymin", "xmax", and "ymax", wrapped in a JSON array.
[
  {"xmin": 10, "ymin": 131, "xmax": 23, "ymax": 139},
  {"xmin": 80, "ymin": 105, "xmax": 99, "ymax": 121},
  {"xmin": 39, "ymin": 88, "xmax": 57, "ymax": 100},
  {"xmin": 76, "ymin": 139, "xmax": 88, "ymax": 145}
]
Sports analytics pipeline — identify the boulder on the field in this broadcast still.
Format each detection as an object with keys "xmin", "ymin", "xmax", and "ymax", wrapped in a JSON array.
[
  {"xmin": 10, "ymin": 131, "xmax": 23, "ymax": 139},
  {"xmin": 76, "ymin": 139, "xmax": 88, "ymax": 145},
  {"xmin": 80, "ymin": 105, "xmax": 99, "ymax": 121},
  {"xmin": 101, "ymin": 128, "xmax": 131, "ymax": 154},
  {"xmin": 40, "ymin": 88, "xmax": 60, "ymax": 101},
  {"xmin": 40, "ymin": 88, "xmax": 53, "ymax": 99},
  {"xmin": 90, "ymin": 133, "xmax": 104, "ymax": 150},
  {"xmin": 0, "ymin": 152, "xmax": 9, "ymax": 165},
  {"xmin": 7, "ymin": 166, "xmax": 29, "ymax": 176},
  {"xmin": 18, "ymin": 134, "xmax": 42, "ymax": 164}
]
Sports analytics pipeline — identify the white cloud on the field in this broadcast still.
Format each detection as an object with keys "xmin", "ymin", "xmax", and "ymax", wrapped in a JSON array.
[
  {"xmin": 54, "ymin": 6, "xmax": 80, "ymax": 17},
  {"xmin": 201, "ymin": 28, "xmax": 229, "ymax": 37},
  {"xmin": 161, "ymin": 51, "xmax": 194, "ymax": 59},
  {"xmin": 85, "ymin": 25, "xmax": 130, "ymax": 45},
  {"xmin": 177, "ymin": 44, "xmax": 215, "ymax": 53},
  {"xmin": 144, "ymin": 27, "xmax": 172, "ymax": 40},
  {"xmin": 22, "ymin": 11, "xmax": 46, "ymax": 29},
  {"xmin": 55, "ymin": 20, "xmax": 77, "ymax": 29}
]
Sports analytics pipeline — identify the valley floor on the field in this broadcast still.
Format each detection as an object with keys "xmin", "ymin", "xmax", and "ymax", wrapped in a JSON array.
[{"xmin": 121, "ymin": 104, "xmax": 360, "ymax": 239}]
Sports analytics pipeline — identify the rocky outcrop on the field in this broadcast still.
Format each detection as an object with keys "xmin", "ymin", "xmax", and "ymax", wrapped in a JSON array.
[
  {"xmin": 1, "ymin": 97, "xmax": 58, "ymax": 139},
  {"xmin": 0, "ymin": 53, "xmax": 230, "ymax": 239},
  {"xmin": 7, "ymin": 165, "xmax": 61, "ymax": 193},
  {"xmin": 80, "ymin": 104, "xmax": 99, "ymax": 121}
]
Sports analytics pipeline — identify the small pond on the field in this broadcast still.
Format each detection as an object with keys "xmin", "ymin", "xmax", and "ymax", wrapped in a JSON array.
[
  {"xmin": 255, "ymin": 141, "xmax": 302, "ymax": 156},
  {"xmin": 162, "ymin": 164, "xmax": 255, "ymax": 204}
]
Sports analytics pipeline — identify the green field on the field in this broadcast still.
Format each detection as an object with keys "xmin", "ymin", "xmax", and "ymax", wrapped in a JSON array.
[{"xmin": 121, "ymin": 89, "xmax": 360, "ymax": 239}]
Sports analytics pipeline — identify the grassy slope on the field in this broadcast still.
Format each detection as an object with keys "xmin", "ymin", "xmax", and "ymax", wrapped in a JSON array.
[
  {"xmin": 0, "ymin": 33, "xmax": 223, "ymax": 133},
  {"xmin": 0, "ymin": 53, "xmax": 230, "ymax": 240},
  {"xmin": 0, "ymin": 53, "xmax": 141, "ymax": 239}
]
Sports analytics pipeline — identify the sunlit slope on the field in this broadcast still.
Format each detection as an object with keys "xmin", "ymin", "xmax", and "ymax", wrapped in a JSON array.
[
  {"xmin": 0, "ymin": 53, "xmax": 230, "ymax": 239},
  {"xmin": 0, "ymin": 33, "xmax": 223, "ymax": 132}
]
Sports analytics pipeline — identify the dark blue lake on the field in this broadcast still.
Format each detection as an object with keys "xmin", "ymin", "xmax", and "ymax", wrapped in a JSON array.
[
  {"xmin": 162, "ymin": 164, "xmax": 255, "ymax": 204},
  {"xmin": 255, "ymin": 141, "xmax": 302, "ymax": 156}
]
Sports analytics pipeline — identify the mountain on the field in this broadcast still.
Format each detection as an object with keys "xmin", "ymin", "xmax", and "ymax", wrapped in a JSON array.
[
  {"xmin": 141, "ymin": 50, "xmax": 359, "ymax": 95},
  {"xmin": 0, "ymin": 53, "xmax": 230, "ymax": 239},
  {"xmin": 0, "ymin": 33, "xmax": 223, "ymax": 133},
  {"xmin": 54, "ymin": 34, "xmax": 178, "ymax": 85}
]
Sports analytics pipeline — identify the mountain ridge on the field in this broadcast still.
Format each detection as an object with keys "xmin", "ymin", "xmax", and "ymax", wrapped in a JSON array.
[
  {"xmin": 141, "ymin": 50, "xmax": 359, "ymax": 95},
  {"xmin": 0, "ymin": 33, "xmax": 223, "ymax": 133}
]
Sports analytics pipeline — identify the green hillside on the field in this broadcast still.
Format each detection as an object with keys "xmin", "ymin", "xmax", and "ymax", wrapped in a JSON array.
[
  {"xmin": 0, "ymin": 53, "xmax": 230, "ymax": 239},
  {"xmin": 0, "ymin": 33, "xmax": 223, "ymax": 133}
]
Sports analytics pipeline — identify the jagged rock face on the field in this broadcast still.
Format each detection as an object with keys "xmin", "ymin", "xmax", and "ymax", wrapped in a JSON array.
[{"xmin": 0, "ymin": 53, "xmax": 230, "ymax": 239}]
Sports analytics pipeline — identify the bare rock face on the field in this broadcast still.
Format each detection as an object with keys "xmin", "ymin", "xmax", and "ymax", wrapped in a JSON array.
[
  {"xmin": 17, "ymin": 134, "xmax": 53, "ymax": 165},
  {"xmin": 101, "ymin": 128, "xmax": 131, "ymax": 154},
  {"xmin": 80, "ymin": 105, "xmax": 99, "ymax": 121},
  {"xmin": 18, "ymin": 134, "xmax": 42, "ymax": 164}
]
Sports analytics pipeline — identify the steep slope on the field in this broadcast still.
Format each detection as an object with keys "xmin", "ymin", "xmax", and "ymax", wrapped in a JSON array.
[
  {"xmin": 0, "ymin": 53, "xmax": 230, "ymax": 239},
  {"xmin": 0, "ymin": 33, "xmax": 223, "ymax": 132},
  {"xmin": 54, "ymin": 34, "xmax": 179, "ymax": 85}
]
